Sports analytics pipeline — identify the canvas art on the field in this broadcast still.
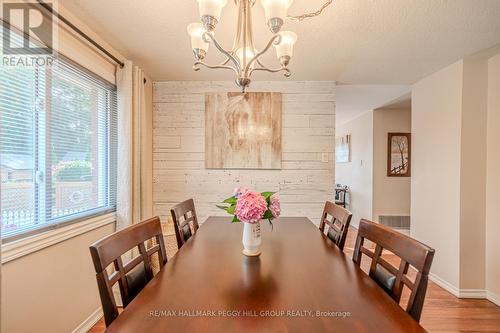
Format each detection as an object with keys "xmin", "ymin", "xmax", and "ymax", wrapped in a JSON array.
[
  {"xmin": 205, "ymin": 92, "xmax": 282, "ymax": 169},
  {"xmin": 387, "ymin": 133, "xmax": 411, "ymax": 177},
  {"xmin": 335, "ymin": 134, "xmax": 351, "ymax": 163}
]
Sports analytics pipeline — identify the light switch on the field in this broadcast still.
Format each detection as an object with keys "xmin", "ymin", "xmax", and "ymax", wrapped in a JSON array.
[{"xmin": 321, "ymin": 153, "xmax": 329, "ymax": 163}]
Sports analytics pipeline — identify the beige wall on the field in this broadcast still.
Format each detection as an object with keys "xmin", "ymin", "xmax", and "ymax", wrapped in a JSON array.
[
  {"xmin": 459, "ymin": 58, "xmax": 488, "ymax": 290},
  {"xmin": 152, "ymin": 81, "xmax": 335, "ymax": 232},
  {"xmin": 486, "ymin": 53, "xmax": 500, "ymax": 299},
  {"xmin": 412, "ymin": 56, "xmax": 494, "ymax": 293},
  {"xmin": 1, "ymin": 223, "xmax": 115, "ymax": 333},
  {"xmin": 336, "ymin": 111, "xmax": 374, "ymax": 227},
  {"xmin": 372, "ymin": 108, "xmax": 411, "ymax": 222},
  {"xmin": 411, "ymin": 61, "xmax": 463, "ymax": 289}
]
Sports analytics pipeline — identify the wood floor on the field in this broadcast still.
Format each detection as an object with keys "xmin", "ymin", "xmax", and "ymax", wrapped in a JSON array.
[{"xmin": 89, "ymin": 226, "xmax": 500, "ymax": 333}]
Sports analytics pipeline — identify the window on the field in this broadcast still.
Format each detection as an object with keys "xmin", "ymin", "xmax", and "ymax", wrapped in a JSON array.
[{"xmin": 1, "ymin": 28, "xmax": 117, "ymax": 240}]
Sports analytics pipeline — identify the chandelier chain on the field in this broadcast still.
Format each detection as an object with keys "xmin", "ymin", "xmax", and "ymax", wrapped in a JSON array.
[{"xmin": 287, "ymin": 0, "xmax": 334, "ymax": 21}]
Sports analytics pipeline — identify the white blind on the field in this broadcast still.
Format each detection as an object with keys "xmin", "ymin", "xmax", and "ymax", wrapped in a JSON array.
[{"xmin": 0, "ymin": 26, "xmax": 117, "ymax": 239}]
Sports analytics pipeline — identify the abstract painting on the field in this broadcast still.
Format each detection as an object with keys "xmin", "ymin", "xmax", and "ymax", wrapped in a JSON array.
[
  {"xmin": 387, "ymin": 132, "xmax": 411, "ymax": 177},
  {"xmin": 205, "ymin": 92, "xmax": 282, "ymax": 169}
]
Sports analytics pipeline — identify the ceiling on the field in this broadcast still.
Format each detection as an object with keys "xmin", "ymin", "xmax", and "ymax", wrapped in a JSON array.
[
  {"xmin": 335, "ymin": 85, "xmax": 410, "ymax": 125},
  {"xmin": 60, "ymin": 0, "xmax": 500, "ymax": 84}
]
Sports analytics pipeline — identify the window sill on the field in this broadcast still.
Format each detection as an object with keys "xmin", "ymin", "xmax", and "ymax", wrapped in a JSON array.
[{"xmin": 1, "ymin": 212, "xmax": 116, "ymax": 264}]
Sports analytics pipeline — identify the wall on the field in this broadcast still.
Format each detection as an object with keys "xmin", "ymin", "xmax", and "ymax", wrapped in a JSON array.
[
  {"xmin": 486, "ymin": 53, "xmax": 500, "ymax": 302},
  {"xmin": 1, "ymin": 222, "xmax": 115, "ymax": 333},
  {"xmin": 152, "ymin": 81, "xmax": 336, "ymax": 233},
  {"xmin": 459, "ymin": 58, "xmax": 488, "ymax": 290},
  {"xmin": 411, "ymin": 57, "xmax": 491, "ymax": 294},
  {"xmin": 411, "ymin": 61, "xmax": 463, "ymax": 289},
  {"xmin": 372, "ymin": 108, "xmax": 411, "ymax": 222},
  {"xmin": 335, "ymin": 111, "xmax": 373, "ymax": 227}
]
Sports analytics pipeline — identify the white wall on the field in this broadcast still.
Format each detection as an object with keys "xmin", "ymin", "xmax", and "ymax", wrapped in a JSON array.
[
  {"xmin": 411, "ymin": 61, "xmax": 463, "ymax": 289},
  {"xmin": 336, "ymin": 111, "xmax": 374, "ymax": 227},
  {"xmin": 152, "ymin": 81, "xmax": 336, "ymax": 233},
  {"xmin": 372, "ymin": 108, "xmax": 411, "ymax": 222},
  {"xmin": 1, "ymin": 223, "xmax": 115, "ymax": 333},
  {"xmin": 486, "ymin": 53, "xmax": 500, "ymax": 301}
]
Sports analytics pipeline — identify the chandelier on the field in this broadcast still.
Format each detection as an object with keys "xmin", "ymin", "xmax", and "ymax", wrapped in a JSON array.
[{"xmin": 187, "ymin": 0, "xmax": 333, "ymax": 92}]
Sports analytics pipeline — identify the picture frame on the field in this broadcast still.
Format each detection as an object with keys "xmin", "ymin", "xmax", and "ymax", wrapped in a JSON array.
[{"xmin": 387, "ymin": 132, "xmax": 411, "ymax": 177}]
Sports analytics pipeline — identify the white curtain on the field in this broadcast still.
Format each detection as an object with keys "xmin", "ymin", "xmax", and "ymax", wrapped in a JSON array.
[{"xmin": 116, "ymin": 61, "xmax": 153, "ymax": 231}]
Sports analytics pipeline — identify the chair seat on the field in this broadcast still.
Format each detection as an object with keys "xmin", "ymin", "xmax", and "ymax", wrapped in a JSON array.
[{"xmin": 373, "ymin": 264, "xmax": 396, "ymax": 294}]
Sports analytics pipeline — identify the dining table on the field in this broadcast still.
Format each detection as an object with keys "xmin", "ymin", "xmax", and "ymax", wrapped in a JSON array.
[{"xmin": 106, "ymin": 216, "xmax": 426, "ymax": 332}]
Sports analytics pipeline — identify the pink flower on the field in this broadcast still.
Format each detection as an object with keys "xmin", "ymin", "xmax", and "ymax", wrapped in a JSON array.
[
  {"xmin": 235, "ymin": 191, "xmax": 267, "ymax": 224},
  {"xmin": 233, "ymin": 186, "xmax": 250, "ymax": 198},
  {"xmin": 269, "ymin": 195, "xmax": 281, "ymax": 218}
]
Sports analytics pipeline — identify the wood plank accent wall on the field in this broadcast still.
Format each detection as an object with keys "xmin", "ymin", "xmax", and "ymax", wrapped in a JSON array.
[{"xmin": 153, "ymin": 81, "xmax": 336, "ymax": 234}]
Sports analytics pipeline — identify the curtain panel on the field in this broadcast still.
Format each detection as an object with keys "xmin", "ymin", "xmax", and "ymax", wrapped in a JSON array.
[{"xmin": 116, "ymin": 61, "xmax": 154, "ymax": 231}]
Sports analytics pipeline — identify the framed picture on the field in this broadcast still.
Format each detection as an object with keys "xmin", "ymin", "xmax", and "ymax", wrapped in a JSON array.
[
  {"xmin": 205, "ymin": 92, "xmax": 282, "ymax": 169},
  {"xmin": 335, "ymin": 134, "xmax": 350, "ymax": 163},
  {"xmin": 387, "ymin": 133, "xmax": 411, "ymax": 177}
]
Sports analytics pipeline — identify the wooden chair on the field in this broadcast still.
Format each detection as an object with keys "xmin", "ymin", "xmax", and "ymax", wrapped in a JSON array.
[
  {"xmin": 89, "ymin": 216, "xmax": 167, "ymax": 326},
  {"xmin": 352, "ymin": 219, "xmax": 435, "ymax": 322},
  {"xmin": 318, "ymin": 201, "xmax": 353, "ymax": 251},
  {"xmin": 170, "ymin": 198, "xmax": 199, "ymax": 249}
]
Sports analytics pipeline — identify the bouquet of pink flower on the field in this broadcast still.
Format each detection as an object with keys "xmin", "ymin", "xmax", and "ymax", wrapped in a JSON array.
[{"xmin": 217, "ymin": 187, "xmax": 280, "ymax": 227}]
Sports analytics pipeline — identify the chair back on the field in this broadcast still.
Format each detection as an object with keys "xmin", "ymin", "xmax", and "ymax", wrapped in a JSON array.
[
  {"xmin": 170, "ymin": 198, "xmax": 199, "ymax": 249},
  {"xmin": 319, "ymin": 201, "xmax": 352, "ymax": 251},
  {"xmin": 89, "ymin": 216, "xmax": 167, "ymax": 326},
  {"xmin": 352, "ymin": 219, "xmax": 435, "ymax": 322}
]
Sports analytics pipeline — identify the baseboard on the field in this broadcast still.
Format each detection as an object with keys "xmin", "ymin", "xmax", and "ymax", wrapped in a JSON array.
[
  {"xmin": 72, "ymin": 307, "xmax": 103, "ymax": 333},
  {"xmin": 487, "ymin": 291, "xmax": 500, "ymax": 306},
  {"xmin": 459, "ymin": 289, "xmax": 487, "ymax": 298},
  {"xmin": 429, "ymin": 273, "xmax": 460, "ymax": 297}
]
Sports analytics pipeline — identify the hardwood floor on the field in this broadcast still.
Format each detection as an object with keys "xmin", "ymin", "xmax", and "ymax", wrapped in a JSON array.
[{"xmin": 89, "ymin": 226, "xmax": 500, "ymax": 333}]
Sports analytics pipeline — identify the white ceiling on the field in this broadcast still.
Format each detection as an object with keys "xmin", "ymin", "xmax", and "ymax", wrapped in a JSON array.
[
  {"xmin": 60, "ymin": 0, "xmax": 500, "ymax": 84},
  {"xmin": 335, "ymin": 85, "xmax": 410, "ymax": 125}
]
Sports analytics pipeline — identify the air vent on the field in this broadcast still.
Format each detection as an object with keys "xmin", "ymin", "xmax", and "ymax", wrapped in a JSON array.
[{"xmin": 379, "ymin": 215, "xmax": 410, "ymax": 229}]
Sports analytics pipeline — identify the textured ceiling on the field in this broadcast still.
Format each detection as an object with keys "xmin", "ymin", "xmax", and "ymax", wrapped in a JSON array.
[{"xmin": 60, "ymin": 0, "xmax": 500, "ymax": 84}]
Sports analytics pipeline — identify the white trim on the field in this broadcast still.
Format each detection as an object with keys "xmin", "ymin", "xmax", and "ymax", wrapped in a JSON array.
[
  {"xmin": 1, "ymin": 213, "xmax": 116, "ymax": 264},
  {"xmin": 487, "ymin": 291, "xmax": 500, "ymax": 306},
  {"xmin": 459, "ymin": 289, "xmax": 487, "ymax": 298},
  {"xmin": 72, "ymin": 307, "xmax": 103, "ymax": 333},
  {"xmin": 429, "ymin": 273, "xmax": 460, "ymax": 297}
]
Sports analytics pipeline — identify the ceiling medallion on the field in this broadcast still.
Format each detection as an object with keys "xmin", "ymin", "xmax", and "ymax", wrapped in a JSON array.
[{"xmin": 187, "ymin": 0, "xmax": 333, "ymax": 92}]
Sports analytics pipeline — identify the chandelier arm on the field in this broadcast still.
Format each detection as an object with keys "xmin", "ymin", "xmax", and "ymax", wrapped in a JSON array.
[
  {"xmin": 203, "ymin": 32, "xmax": 241, "ymax": 73},
  {"xmin": 193, "ymin": 61, "xmax": 239, "ymax": 77},
  {"xmin": 244, "ymin": 34, "xmax": 281, "ymax": 77},
  {"xmin": 287, "ymin": 0, "xmax": 334, "ymax": 21},
  {"xmin": 249, "ymin": 66, "xmax": 291, "ymax": 78}
]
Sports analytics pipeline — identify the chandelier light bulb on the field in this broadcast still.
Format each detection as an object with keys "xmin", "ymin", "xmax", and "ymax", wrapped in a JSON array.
[
  {"xmin": 197, "ymin": 0, "xmax": 228, "ymax": 31},
  {"xmin": 187, "ymin": 23, "xmax": 210, "ymax": 60},
  {"xmin": 260, "ymin": 0, "xmax": 293, "ymax": 33},
  {"xmin": 274, "ymin": 31, "xmax": 297, "ymax": 65},
  {"xmin": 236, "ymin": 47, "xmax": 256, "ymax": 67}
]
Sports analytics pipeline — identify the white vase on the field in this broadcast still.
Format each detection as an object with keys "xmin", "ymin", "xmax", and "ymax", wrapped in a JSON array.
[{"xmin": 242, "ymin": 221, "xmax": 262, "ymax": 256}]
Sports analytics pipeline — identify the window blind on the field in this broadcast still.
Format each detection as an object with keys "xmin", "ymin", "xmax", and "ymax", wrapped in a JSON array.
[{"xmin": 0, "ymin": 26, "xmax": 117, "ymax": 239}]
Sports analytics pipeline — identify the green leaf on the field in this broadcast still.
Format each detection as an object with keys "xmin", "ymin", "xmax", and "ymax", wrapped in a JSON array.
[
  {"xmin": 232, "ymin": 215, "xmax": 241, "ymax": 223},
  {"xmin": 227, "ymin": 204, "xmax": 236, "ymax": 215},
  {"xmin": 223, "ymin": 196, "xmax": 237, "ymax": 204},
  {"xmin": 263, "ymin": 210, "xmax": 274, "ymax": 219},
  {"xmin": 216, "ymin": 204, "xmax": 229, "ymax": 211},
  {"xmin": 260, "ymin": 191, "xmax": 275, "ymax": 199}
]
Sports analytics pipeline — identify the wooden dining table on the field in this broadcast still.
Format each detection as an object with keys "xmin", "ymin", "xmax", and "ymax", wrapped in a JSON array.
[{"xmin": 106, "ymin": 217, "xmax": 426, "ymax": 332}]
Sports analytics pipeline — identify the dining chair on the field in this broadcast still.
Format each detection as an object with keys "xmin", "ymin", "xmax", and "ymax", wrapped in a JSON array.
[
  {"xmin": 89, "ymin": 216, "xmax": 167, "ymax": 327},
  {"xmin": 352, "ymin": 219, "xmax": 435, "ymax": 322},
  {"xmin": 170, "ymin": 198, "xmax": 199, "ymax": 249},
  {"xmin": 318, "ymin": 201, "xmax": 353, "ymax": 251}
]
